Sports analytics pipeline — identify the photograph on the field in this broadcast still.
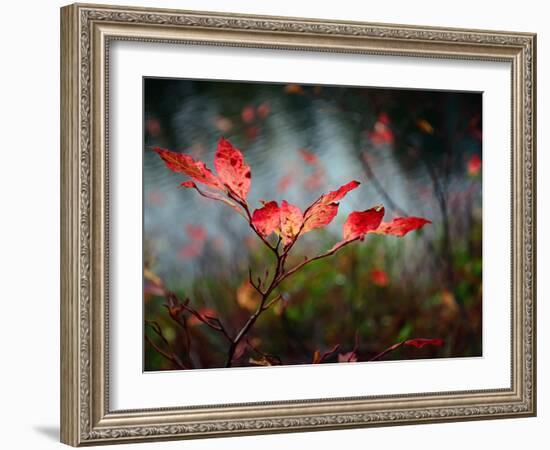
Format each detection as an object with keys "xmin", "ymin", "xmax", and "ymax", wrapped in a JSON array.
[{"xmin": 143, "ymin": 78, "xmax": 483, "ymax": 371}]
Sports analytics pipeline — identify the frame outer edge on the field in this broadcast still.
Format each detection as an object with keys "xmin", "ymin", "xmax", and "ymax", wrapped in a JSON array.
[
  {"xmin": 528, "ymin": 33, "xmax": 536, "ymax": 416},
  {"xmin": 60, "ymin": 2, "xmax": 537, "ymax": 445},
  {"xmin": 61, "ymin": 3, "xmax": 81, "ymax": 447}
]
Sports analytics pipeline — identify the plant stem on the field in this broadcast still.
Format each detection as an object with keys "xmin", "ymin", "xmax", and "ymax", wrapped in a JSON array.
[{"xmin": 368, "ymin": 341, "xmax": 405, "ymax": 362}]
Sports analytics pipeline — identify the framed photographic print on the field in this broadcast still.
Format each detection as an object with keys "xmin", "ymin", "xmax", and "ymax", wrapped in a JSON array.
[{"xmin": 60, "ymin": 3, "xmax": 536, "ymax": 446}]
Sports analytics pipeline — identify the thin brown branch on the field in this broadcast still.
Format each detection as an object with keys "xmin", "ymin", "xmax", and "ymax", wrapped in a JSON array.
[
  {"xmin": 186, "ymin": 183, "xmax": 246, "ymax": 219},
  {"xmin": 228, "ymin": 191, "xmax": 279, "ymax": 255},
  {"xmin": 144, "ymin": 323, "xmax": 188, "ymax": 370},
  {"xmin": 318, "ymin": 344, "xmax": 341, "ymax": 363},
  {"xmin": 225, "ymin": 238, "xmax": 288, "ymax": 367},
  {"xmin": 246, "ymin": 339, "xmax": 283, "ymax": 365},
  {"xmin": 165, "ymin": 292, "xmax": 232, "ymax": 342},
  {"xmin": 248, "ymin": 268, "xmax": 264, "ymax": 295},
  {"xmin": 359, "ymin": 152, "xmax": 409, "ymax": 216},
  {"xmin": 278, "ymin": 238, "xmax": 358, "ymax": 285},
  {"xmin": 368, "ymin": 341, "xmax": 405, "ymax": 362},
  {"xmin": 261, "ymin": 293, "xmax": 283, "ymax": 312}
]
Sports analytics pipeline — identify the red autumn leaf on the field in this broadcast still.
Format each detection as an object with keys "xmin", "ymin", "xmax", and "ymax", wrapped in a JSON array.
[
  {"xmin": 279, "ymin": 200, "xmax": 304, "ymax": 246},
  {"xmin": 185, "ymin": 224, "xmax": 206, "ymax": 242},
  {"xmin": 277, "ymin": 173, "xmax": 293, "ymax": 193},
  {"xmin": 154, "ymin": 147, "xmax": 223, "ymax": 190},
  {"xmin": 299, "ymin": 148, "xmax": 319, "ymax": 166},
  {"xmin": 343, "ymin": 206, "xmax": 385, "ymax": 241},
  {"xmin": 404, "ymin": 338, "xmax": 444, "ymax": 349},
  {"xmin": 214, "ymin": 137, "xmax": 251, "ymax": 200},
  {"xmin": 302, "ymin": 181, "xmax": 360, "ymax": 233},
  {"xmin": 257, "ymin": 102, "xmax": 271, "ymax": 119},
  {"xmin": 251, "ymin": 201, "xmax": 280, "ymax": 237},
  {"xmin": 321, "ymin": 180, "xmax": 360, "ymax": 204},
  {"xmin": 180, "ymin": 180, "xmax": 195, "ymax": 188},
  {"xmin": 368, "ymin": 113, "xmax": 394, "ymax": 145},
  {"xmin": 468, "ymin": 154, "xmax": 482, "ymax": 176},
  {"xmin": 370, "ymin": 268, "xmax": 389, "ymax": 287},
  {"xmin": 302, "ymin": 203, "xmax": 339, "ymax": 233},
  {"xmin": 375, "ymin": 217, "xmax": 431, "ymax": 237},
  {"xmin": 241, "ymin": 105, "xmax": 255, "ymax": 123}
]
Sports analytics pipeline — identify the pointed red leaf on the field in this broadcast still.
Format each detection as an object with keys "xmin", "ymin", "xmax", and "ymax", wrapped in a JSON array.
[
  {"xmin": 375, "ymin": 217, "xmax": 431, "ymax": 237},
  {"xmin": 302, "ymin": 181, "xmax": 361, "ymax": 233},
  {"xmin": 343, "ymin": 206, "xmax": 385, "ymax": 241},
  {"xmin": 280, "ymin": 200, "xmax": 304, "ymax": 246},
  {"xmin": 154, "ymin": 147, "xmax": 223, "ymax": 189},
  {"xmin": 299, "ymin": 148, "xmax": 319, "ymax": 166},
  {"xmin": 180, "ymin": 180, "xmax": 196, "ymax": 189},
  {"xmin": 321, "ymin": 180, "xmax": 360, "ymax": 204},
  {"xmin": 214, "ymin": 137, "xmax": 251, "ymax": 200},
  {"xmin": 404, "ymin": 338, "xmax": 444, "ymax": 349},
  {"xmin": 303, "ymin": 203, "xmax": 339, "ymax": 233},
  {"xmin": 370, "ymin": 268, "xmax": 389, "ymax": 287},
  {"xmin": 251, "ymin": 201, "xmax": 280, "ymax": 237}
]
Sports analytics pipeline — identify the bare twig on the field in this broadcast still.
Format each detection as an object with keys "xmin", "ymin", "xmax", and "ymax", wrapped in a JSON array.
[
  {"xmin": 261, "ymin": 293, "xmax": 283, "ymax": 312},
  {"xmin": 318, "ymin": 344, "xmax": 341, "ymax": 363},
  {"xmin": 359, "ymin": 153, "xmax": 409, "ymax": 216},
  {"xmin": 248, "ymin": 268, "xmax": 264, "ymax": 295},
  {"xmin": 164, "ymin": 292, "xmax": 233, "ymax": 342},
  {"xmin": 144, "ymin": 322, "xmax": 188, "ymax": 370},
  {"xmin": 246, "ymin": 339, "xmax": 283, "ymax": 365},
  {"xmin": 278, "ymin": 238, "xmax": 359, "ymax": 284},
  {"xmin": 369, "ymin": 341, "xmax": 405, "ymax": 362}
]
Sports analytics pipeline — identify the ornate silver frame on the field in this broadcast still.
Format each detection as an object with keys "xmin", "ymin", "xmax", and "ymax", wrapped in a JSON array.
[{"xmin": 60, "ymin": 3, "xmax": 536, "ymax": 446}]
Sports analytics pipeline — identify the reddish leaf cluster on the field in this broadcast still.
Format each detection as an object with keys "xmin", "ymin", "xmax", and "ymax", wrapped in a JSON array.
[
  {"xmin": 154, "ymin": 137, "xmax": 431, "ymax": 253},
  {"xmin": 154, "ymin": 137, "xmax": 250, "ymax": 203}
]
